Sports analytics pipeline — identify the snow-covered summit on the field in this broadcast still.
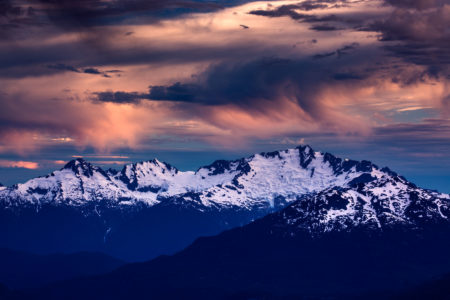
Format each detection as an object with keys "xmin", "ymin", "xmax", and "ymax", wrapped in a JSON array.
[
  {"xmin": 62, "ymin": 158, "xmax": 105, "ymax": 177},
  {"xmin": 271, "ymin": 173, "xmax": 450, "ymax": 234},
  {"xmin": 0, "ymin": 146, "xmax": 447, "ymax": 215}
]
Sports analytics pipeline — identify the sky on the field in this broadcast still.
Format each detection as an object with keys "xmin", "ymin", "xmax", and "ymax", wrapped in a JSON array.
[{"xmin": 0, "ymin": 0, "xmax": 449, "ymax": 192}]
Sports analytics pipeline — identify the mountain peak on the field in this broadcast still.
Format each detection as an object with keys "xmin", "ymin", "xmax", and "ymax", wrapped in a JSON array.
[
  {"xmin": 129, "ymin": 158, "xmax": 178, "ymax": 173},
  {"xmin": 116, "ymin": 158, "xmax": 179, "ymax": 193},
  {"xmin": 271, "ymin": 174, "xmax": 450, "ymax": 235},
  {"xmin": 63, "ymin": 158, "xmax": 88, "ymax": 169},
  {"xmin": 62, "ymin": 158, "xmax": 103, "ymax": 178},
  {"xmin": 149, "ymin": 158, "xmax": 178, "ymax": 172},
  {"xmin": 296, "ymin": 144, "xmax": 313, "ymax": 152}
]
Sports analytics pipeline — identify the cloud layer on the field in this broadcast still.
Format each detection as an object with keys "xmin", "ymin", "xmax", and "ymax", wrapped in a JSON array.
[{"xmin": 0, "ymin": 0, "xmax": 448, "ymax": 176}]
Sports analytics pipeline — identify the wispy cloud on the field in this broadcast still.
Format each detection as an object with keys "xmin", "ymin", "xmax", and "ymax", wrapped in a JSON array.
[
  {"xmin": 72, "ymin": 155, "xmax": 130, "ymax": 159},
  {"xmin": 0, "ymin": 160, "xmax": 39, "ymax": 169},
  {"xmin": 397, "ymin": 106, "xmax": 433, "ymax": 112}
]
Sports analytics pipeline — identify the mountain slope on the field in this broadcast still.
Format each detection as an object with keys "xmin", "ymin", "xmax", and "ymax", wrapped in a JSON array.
[
  {"xmin": 271, "ymin": 175, "xmax": 450, "ymax": 234},
  {"xmin": 14, "ymin": 177, "xmax": 450, "ymax": 299},
  {"xmin": 0, "ymin": 145, "xmax": 448, "ymax": 261},
  {"xmin": 0, "ymin": 249, "xmax": 124, "ymax": 289}
]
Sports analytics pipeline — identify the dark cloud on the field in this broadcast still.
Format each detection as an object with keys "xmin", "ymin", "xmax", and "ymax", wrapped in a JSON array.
[
  {"xmin": 0, "ymin": 39, "xmax": 271, "ymax": 78},
  {"xmin": 95, "ymin": 57, "xmax": 321, "ymax": 107},
  {"xmin": 148, "ymin": 58, "xmax": 322, "ymax": 108},
  {"xmin": 0, "ymin": 0, "xmax": 39, "ymax": 37},
  {"xmin": 313, "ymin": 43, "xmax": 359, "ymax": 59},
  {"xmin": 0, "ymin": 0, "xmax": 257, "ymax": 41},
  {"xmin": 47, "ymin": 63, "xmax": 80, "ymax": 73},
  {"xmin": 95, "ymin": 91, "xmax": 143, "ymax": 103},
  {"xmin": 313, "ymin": 51, "xmax": 336, "ymax": 59},
  {"xmin": 84, "ymin": 67, "xmax": 113, "ymax": 77},
  {"xmin": 148, "ymin": 83, "xmax": 202, "ymax": 102},
  {"xmin": 0, "ymin": 0, "xmax": 22, "ymax": 16},
  {"xmin": 146, "ymin": 57, "xmax": 368, "ymax": 105},
  {"xmin": 332, "ymin": 73, "xmax": 364, "ymax": 80},
  {"xmin": 46, "ymin": 64, "xmax": 113, "ymax": 77},
  {"xmin": 248, "ymin": 2, "xmax": 378, "ymax": 27},
  {"xmin": 95, "ymin": 52, "xmax": 379, "ymax": 122},
  {"xmin": 250, "ymin": 0, "xmax": 449, "ymax": 78},
  {"xmin": 249, "ymin": 5, "xmax": 318, "ymax": 21},
  {"xmin": 384, "ymin": 0, "xmax": 448, "ymax": 10},
  {"xmin": 248, "ymin": 0, "xmax": 336, "ymax": 21},
  {"xmin": 368, "ymin": 4, "xmax": 449, "ymax": 79},
  {"xmin": 83, "ymin": 68, "xmax": 102, "ymax": 74},
  {"xmin": 371, "ymin": 7, "xmax": 449, "ymax": 42},
  {"xmin": 1, "ymin": 0, "xmax": 258, "ymax": 34},
  {"xmin": 296, "ymin": 1, "xmax": 329, "ymax": 11},
  {"xmin": 34, "ymin": 0, "xmax": 221, "ymax": 29}
]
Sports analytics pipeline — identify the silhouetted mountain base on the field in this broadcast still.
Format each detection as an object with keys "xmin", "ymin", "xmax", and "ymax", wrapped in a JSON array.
[
  {"xmin": 14, "ymin": 221, "xmax": 450, "ymax": 299},
  {"xmin": 0, "ymin": 249, "xmax": 124, "ymax": 289},
  {"xmin": 0, "ymin": 202, "xmax": 270, "ymax": 261}
]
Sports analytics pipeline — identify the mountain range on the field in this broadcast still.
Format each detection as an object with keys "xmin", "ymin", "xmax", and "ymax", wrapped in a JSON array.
[
  {"xmin": 1, "ymin": 145, "xmax": 450, "ymax": 298},
  {"xmin": 0, "ymin": 145, "xmax": 421, "ymax": 260},
  {"xmin": 7, "ymin": 164, "xmax": 450, "ymax": 298},
  {"xmin": 1, "ymin": 145, "xmax": 386, "ymax": 210},
  {"xmin": 1, "ymin": 145, "xmax": 449, "ymax": 261}
]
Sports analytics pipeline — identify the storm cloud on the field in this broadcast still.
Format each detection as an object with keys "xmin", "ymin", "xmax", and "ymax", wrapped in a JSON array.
[
  {"xmin": 249, "ymin": 0, "xmax": 449, "ymax": 77},
  {"xmin": 97, "ymin": 56, "xmax": 368, "ymax": 110},
  {"xmin": 1, "ymin": 0, "xmax": 223, "ymax": 32}
]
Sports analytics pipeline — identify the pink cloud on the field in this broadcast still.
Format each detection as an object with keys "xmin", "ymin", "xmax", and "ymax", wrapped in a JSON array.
[{"xmin": 0, "ymin": 160, "xmax": 39, "ymax": 169}]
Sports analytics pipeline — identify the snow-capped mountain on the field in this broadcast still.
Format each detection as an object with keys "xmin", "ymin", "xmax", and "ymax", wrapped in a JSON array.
[
  {"xmin": 0, "ymin": 145, "xmax": 423, "ymax": 211},
  {"xmin": 268, "ymin": 174, "xmax": 450, "ymax": 235},
  {"xmin": 1, "ymin": 145, "xmax": 449, "ymax": 261}
]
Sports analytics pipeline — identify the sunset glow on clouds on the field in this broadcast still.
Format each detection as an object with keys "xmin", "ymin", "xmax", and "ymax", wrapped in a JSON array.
[
  {"xmin": 0, "ymin": 0, "xmax": 449, "ymax": 190},
  {"xmin": 0, "ymin": 160, "xmax": 39, "ymax": 170}
]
